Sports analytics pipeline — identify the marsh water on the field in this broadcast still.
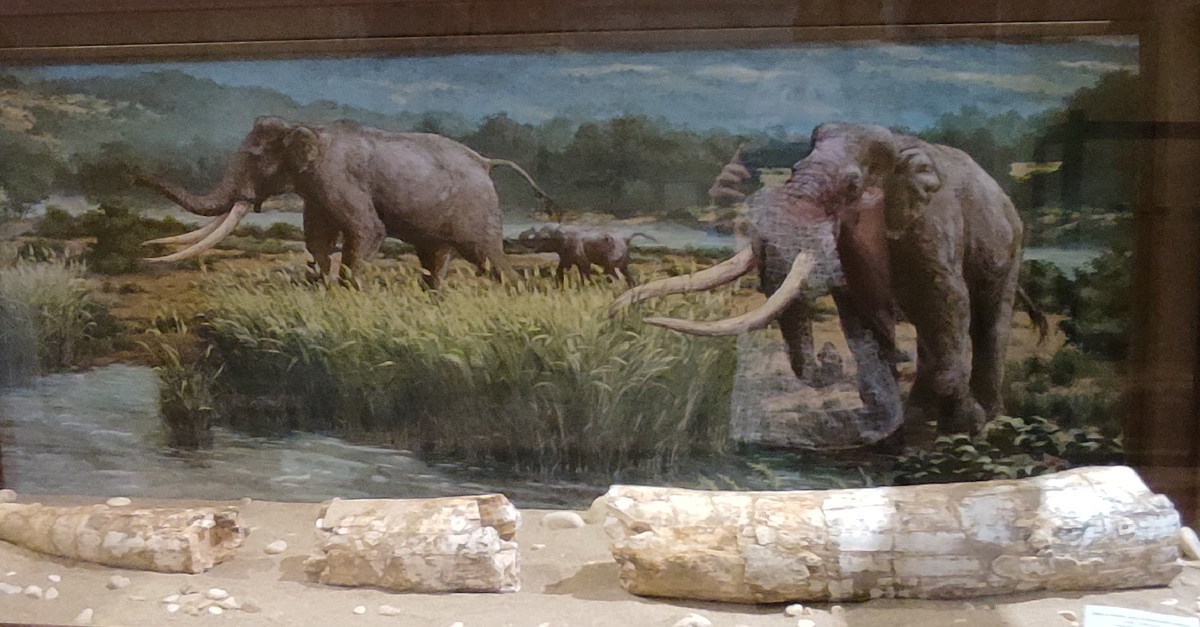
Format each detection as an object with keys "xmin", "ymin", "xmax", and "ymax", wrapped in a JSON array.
[{"xmin": 0, "ymin": 364, "xmax": 605, "ymax": 508}]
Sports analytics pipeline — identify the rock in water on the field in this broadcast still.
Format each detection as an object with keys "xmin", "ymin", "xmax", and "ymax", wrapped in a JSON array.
[
  {"xmin": 353, "ymin": 605, "xmax": 367, "ymax": 615},
  {"xmin": 44, "ymin": 587, "xmax": 59, "ymax": 600},
  {"xmin": 24, "ymin": 585, "xmax": 43, "ymax": 599},
  {"xmin": 1180, "ymin": 526, "xmax": 1200, "ymax": 560},
  {"xmin": 264, "ymin": 540, "xmax": 288, "ymax": 555},
  {"xmin": 378, "ymin": 604, "xmax": 403, "ymax": 616},
  {"xmin": 106, "ymin": 576, "xmax": 130, "ymax": 590},
  {"xmin": 73, "ymin": 608, "xmax": 93, "ymax": 625},
  {"xmin": 671, "ymin": 614, "xmax": 713, "ymax": 627},
  {"xmin": 105, "ymin": 497, "xmax": 132, "ymax": 507},
  {"xmin": 206, "ymin": 588, "xmax": 229, "ymax": 600},
  {"xmin": 541, "ymin": 511, "xmax": 586, "ymax": 530},
  {"xmin": 0, "ymin": 583, "xmax": 21, "ymax": 594}
]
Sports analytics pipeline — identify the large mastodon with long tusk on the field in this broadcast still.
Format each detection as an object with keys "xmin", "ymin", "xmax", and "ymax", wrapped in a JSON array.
[
  {"xmin": 610, "ymin": 122, "xmax": 1033, "ymax": 446},
  {"xmin": 137, "ymin": 116, "xmax": 558, "ymax": 288}
]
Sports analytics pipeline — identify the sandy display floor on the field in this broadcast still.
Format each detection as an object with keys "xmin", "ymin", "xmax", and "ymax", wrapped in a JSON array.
[{"xmin": 1, "ymin": 494, "xmax": 1199, "ymax": 627}]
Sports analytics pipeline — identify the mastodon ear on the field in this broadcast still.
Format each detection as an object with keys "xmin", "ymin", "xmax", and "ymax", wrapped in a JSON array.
[
  {"xmin": 898, "ymin": 146, "xmax": 941, "ymax": 202},
  {"xmin": 283, "ymin": 126, "xmax": 320, "ymax": 173}
]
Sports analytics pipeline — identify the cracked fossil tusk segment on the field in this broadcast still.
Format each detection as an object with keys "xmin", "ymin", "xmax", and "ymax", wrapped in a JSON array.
[
  {"xmin": 643, "ymin": 252, "xmax": 813, "ymax": 336},
  {"xmin": 607, "ymin": 247, "xmax": 756, "ymax": 318},
  {"xmin": 142, "ymin": 201, "xmax": 250, "ymax": 263},
  {"xmin": 142, "ymin": 215, "xmax": 226, "ymax": 247}
]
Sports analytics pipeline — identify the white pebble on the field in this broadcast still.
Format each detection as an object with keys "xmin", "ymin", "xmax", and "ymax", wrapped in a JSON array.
[
  {"xmin": 166, "ymin": 604, "xmax": 180, "ymax": 613},
  {"xmin": 129, "ymin": 595, "xmax": 146, "ymax": 601},
  {"xmin": 672, "ymin": 613, "xmax": 713, "ymax": 627},
  {"xmin": 541, "ymin": 511, "xmax": 586, "ymax": 530},
  {"xmin": 264, "ymin": 540, "xmax": 288, "ymax": 555},
  {"xmin": 106, "ymin": 497, "xmax": 132, "ymax": 507},
  {"xmin": 107, "ymin": 575, "xmax": 130, "ymax": 590},
  {"xmin": 48, "ymin": 574, "xmax": 61, "ymax": 583},
  {"xmin": 0, "ymin": 489, "xmax": 16, "ymax": 503},
  {"xmin": 449, "ymin": 623, "xmax": 464, "ymax": 627},
  {"xmin": 797, "ymin": 620, "xmax": 817, "ymax": 627},
  {"xmin": 163, "ymin": 594, "xmax": 180, "ymax": 603},
  {"xmin": 1163, "ymin": 598, "xmax": 1180, "ymax": 606},
  {"xmin": 74, "ymin": 608, "xmax": 94, "ymax": 625},
  {"xmin": 240, "ymin": 497, "xmax": 253, "ymax": 505},
  {"xmin": 379, "ymin": 604, "xmax": 403, "ymax": 616},
  {"xmin": 1182, "ymin": 527, "xmax": 1200, "ymax": 560},
  {"xmin": 5, "ymin": 571, "xmax": 14, "ymax": 577},
  {"xmin": 530, "ymin": 543, "xmax": 546, "ymax": 551},
  {"xmin": 24, "ymin": 584, "xmax": 43, "ymax": 599},
  {"xmin": 206, "ymin": 587, "xmax": 229, "ymax": 600},
  {"xmin": 785, "ymin": 603, "xmax": 807, "ymax": 616},
  {"xmin": 1059, "ymin": 610, "xmax": 1079, "ymax": 622},
  {"xmin": 353, "ymin": 605, "xmax": 367, "ymax": 615},
  {"xmin": 0, "ymin": 582, "xmax": 21, "ymax": 594},
  {"xmin": 208, "ymin": 606, "xmax": 223, "ymax": 616},
  {"xmin": 315, "ymin": 518, "xmax": 324, "ymax": 528},
  {"xmin": 45, "ymin": 587, "xmax": 59, "ymax": 600}
]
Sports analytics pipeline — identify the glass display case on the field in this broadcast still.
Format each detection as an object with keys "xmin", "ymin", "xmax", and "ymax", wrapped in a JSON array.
[{"xmin": 0, "ymin": 1, "xmax": 1197, "ymax": 625}]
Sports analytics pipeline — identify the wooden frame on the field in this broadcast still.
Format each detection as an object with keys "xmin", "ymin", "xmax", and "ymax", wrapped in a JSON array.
[{"xmin": 0, "ymin": 1, "xmax": 1197, "ymax": 523}]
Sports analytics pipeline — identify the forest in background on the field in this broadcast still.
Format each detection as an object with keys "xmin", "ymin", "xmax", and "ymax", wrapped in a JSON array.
[{"xmin": 0, "ymin": 68, "xmax": 1138, "ymax": 235}]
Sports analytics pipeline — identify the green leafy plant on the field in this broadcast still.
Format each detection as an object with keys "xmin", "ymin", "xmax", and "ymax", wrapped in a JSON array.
[{"xmin": 893, "ymin": 415, "xmax": 1123, "ymax": 485}]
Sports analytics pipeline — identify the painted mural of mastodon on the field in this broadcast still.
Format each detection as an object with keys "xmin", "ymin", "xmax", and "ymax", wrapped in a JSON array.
[
  {"xmin": 137, "ymin": 116, "xmax": 557, "ymax": 288},
  {"xmin": 609, "ymin": 122, "xmax": 1033, "ymax": 445}
]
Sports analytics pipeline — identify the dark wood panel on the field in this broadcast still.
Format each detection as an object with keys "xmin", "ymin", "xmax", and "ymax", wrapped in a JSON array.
[
  {"xmin": 0, "ymin": 0, "xmax": 1146, "ymax": 51},
  {"xmin": 0, "ymin": 22, "xmax": 1132, "ymax": 64}
]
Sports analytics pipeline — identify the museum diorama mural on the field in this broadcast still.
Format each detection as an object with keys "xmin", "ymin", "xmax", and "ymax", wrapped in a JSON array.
[{"xmin": 0, "ymin": 37, "xmax": 1139, "ymax": 505}]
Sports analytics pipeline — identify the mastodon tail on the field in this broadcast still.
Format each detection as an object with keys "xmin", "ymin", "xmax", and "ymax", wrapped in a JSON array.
[
  {"xmin": 626, "ymin": 232, "xmax": 658, "ymax": 246},
  {"xmin": 1016, "ymin": 285, "xmax": 1050, "ymax": 346},
  {"xmin": 487, "ymin": 158, "xmax": 563, "ymax": 222}
]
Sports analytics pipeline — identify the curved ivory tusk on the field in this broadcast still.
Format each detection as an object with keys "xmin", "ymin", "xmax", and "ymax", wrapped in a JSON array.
[
  {"xmin": 143, "ymin": 201, "xmax": 250, "ymax": 263},
  {"xmin": 643, "ymin": 252, "xmax": 814, "ymax": 336},
  {"xmin": 143, "ymin": 215, "xmax": 227, "ymax": 247},
  {"xmin": 607, "ymin": 247, "xmax": 756, "ymax": 318}
]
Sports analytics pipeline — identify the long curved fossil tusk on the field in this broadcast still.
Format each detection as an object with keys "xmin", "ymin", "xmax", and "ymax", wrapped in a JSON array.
[
  {"xmin": 143, "ymin": 201, "xmax": 250, "ymax": 263},
  {"xmin": 643, "ymin": 252, "xmax": 814, "ymax": 336},
  {"xmin": 607, "ymin": 247, "xmax": 756, "ymax": 318},
  {"xmin": 143, "ymin": 215, "xmax": 227, "ymax": 247}
]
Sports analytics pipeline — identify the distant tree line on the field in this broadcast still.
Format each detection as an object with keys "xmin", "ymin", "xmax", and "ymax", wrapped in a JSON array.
[{"xmin": 0, "ymin": 68, "xmax": 1138, "ymax": 226}]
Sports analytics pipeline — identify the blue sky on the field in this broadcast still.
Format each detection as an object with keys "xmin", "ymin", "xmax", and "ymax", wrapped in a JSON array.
[{"xmin": 15, "ymin": 36, "xmax": 1138, "ymax": 137}]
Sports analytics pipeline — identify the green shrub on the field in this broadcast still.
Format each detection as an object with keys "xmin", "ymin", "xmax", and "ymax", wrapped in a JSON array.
[
  {"xmin": 188, "ymin": 266, "xmax": 737, "ymax": 474},
  {"xmin": 264, "ymin": 222, "xmax": 305, "ymax": 241},
  {"xmin": 893, "ymin": 415, "xmax": 1123, "ymax": 485},
  {"xmin": 35, "ymin": 207, "xmax": 85, "ymax": 239}
]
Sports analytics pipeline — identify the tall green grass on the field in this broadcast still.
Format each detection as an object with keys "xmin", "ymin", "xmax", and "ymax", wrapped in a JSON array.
[
  {"xmin": 0, "ymin": 259, "xmax": 112, "ymax": 385},
  {"xmin": 194, "ymin": 266, "xmax": 738, "ymax": 474}
]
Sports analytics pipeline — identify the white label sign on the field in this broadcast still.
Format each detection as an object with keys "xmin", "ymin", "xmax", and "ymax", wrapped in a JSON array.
[{"xmin": 1084, "ymin": 605, "xmax": 1200, "ymax": 627}]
